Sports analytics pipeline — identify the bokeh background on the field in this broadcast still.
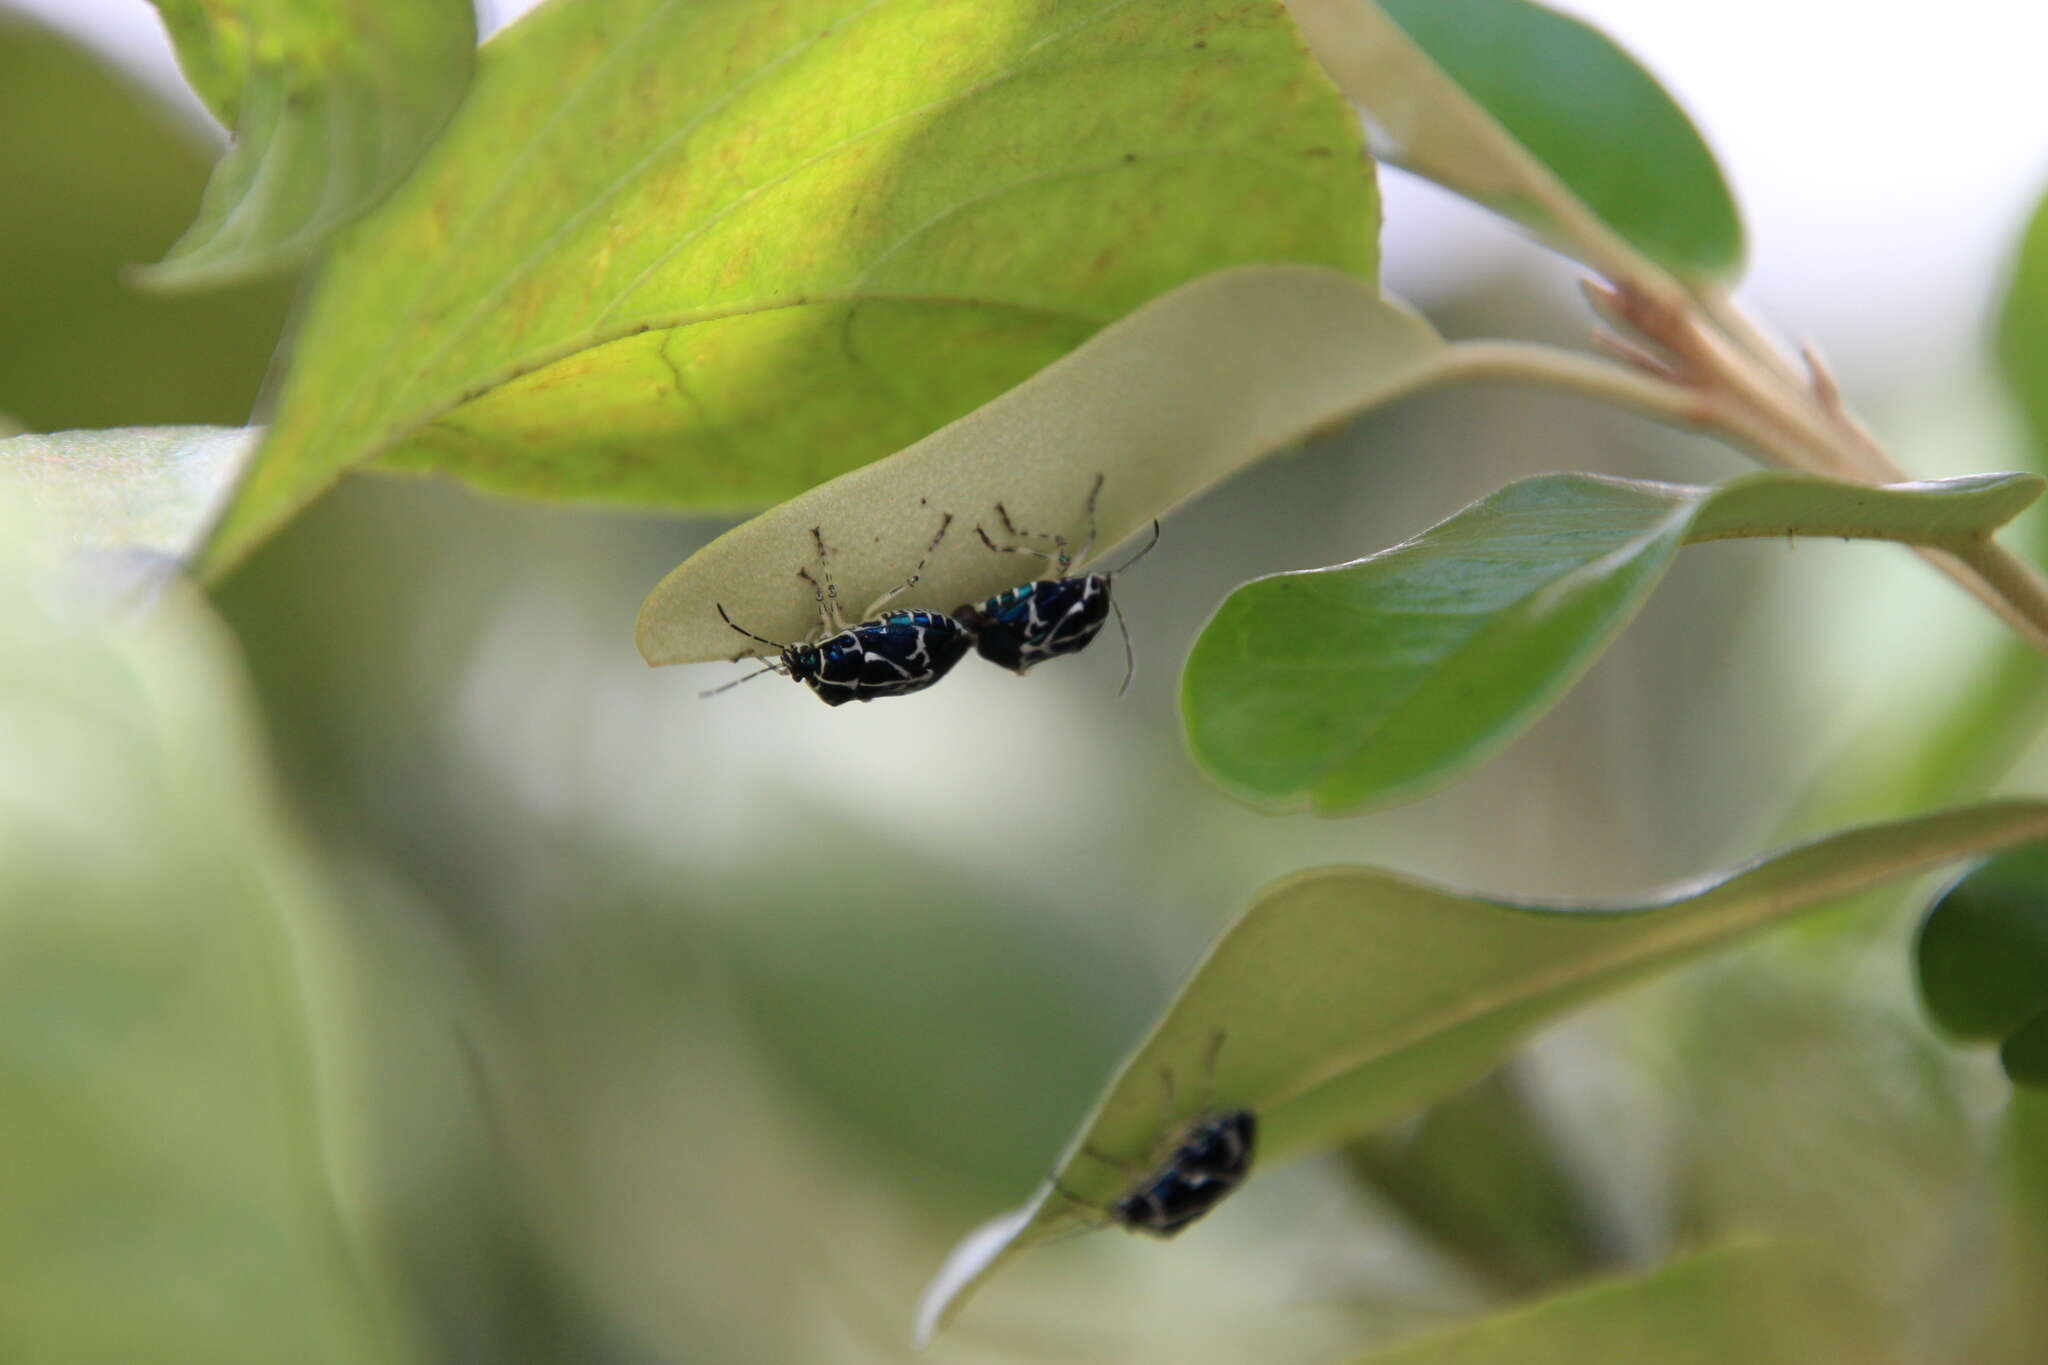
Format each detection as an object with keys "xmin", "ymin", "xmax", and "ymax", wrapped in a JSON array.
[{"xmin": 6, "ymin": 2, "xmax": 2048, "ymax": 1361}]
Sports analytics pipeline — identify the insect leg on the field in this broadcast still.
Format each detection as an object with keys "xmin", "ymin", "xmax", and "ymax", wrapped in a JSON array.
[
  {"xmin": 807, "ymin": 527, "xmax": 846, "ymax": 633},
  {"xmin": 862, "ymin": 511, "xmax": 954, "ymax": 618},
  {"xmin": 1071, "ymin": 472, "xmax": 1105, "ymax": 568},
  {"xmin": 984, "ymin": 501, "xmax": 1071, "ymax": 573}
]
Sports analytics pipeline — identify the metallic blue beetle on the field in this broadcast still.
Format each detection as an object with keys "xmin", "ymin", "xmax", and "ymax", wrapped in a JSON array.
[
  {"xmin": 707, "ymin": 516, "xmax": 969, "ymax": 706},
  {"xmin": 954, "ymin": 475, "xmax": 1158, "ymax": 689},
  {"xmin": 953, "ymin": 575, "xmax": 1111, "ymax": 674},
  {"xmin": 715, "ymin": 604, "xmax": 969, "ymax": 706},
  {"xmin": 1058, "ymin": 1033, "xmax": 1254, "ymax": 1237},
  {"xmin": 1112, "ymin": 1109, "xmax": 1257, "ymax": 1237}
]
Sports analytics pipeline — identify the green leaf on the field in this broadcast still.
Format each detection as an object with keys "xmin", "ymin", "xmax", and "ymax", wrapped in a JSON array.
[
  {"xmin": 1915, "ymin": 842, "xmax": 2048, "ymax": 1088},
  {"xmin": 916, "ymin": 801, "xmax": 2048, "ymax": 1341},
  {"xmin": 0, "ymin": 497, "xmax": 413, "ymax": 1361},
  {"xmin": 0, "ymin": 425, "xmax": 258, "ymax": 566},
  {"xmin": 0, "ymin": 14, "xmax": 294, "ymax": 431},
  {"xmin": 1184, "ymin": 471, "xmax": 2045, "ymax": 814},
  {"xmin": 1344, "ymin": 1243, "xmax": 1882, "ymax": 1365},
  {"xmin": 2000, "ymin": 183, "xmax": 2048, "ymax": 453},
  {"xmin": 636, "ymin": 265, "xmax": 1446, "ymax": 665},
  {"xmin": 1345, "ymin": 1066, "xmax": 1611, "ymax": 1294},
  {"xmin": 199, "ymin": 0, "xmax": 1378, "ymax": 578},
  {"xmin": 136, "ymin": 0, "xmax": 475, "ymax": 291},
  {"xmin": 2007, "ymin": 1016, "xmax": 2048, "ymax": 1087},
  {"xmin": 1281, "ymin": 0, "xmax": 1741, "ymax": 281},
  {"xmin": 1999, "ymin": 185, "xmax": 2048, "ymax": 558},
  {"xmin": 1660, "ymin": 949, "xmax": 1982, "ymax": 1319},
  {"xmin": 1978, "ymin": 1094, "xmax": 2048, "ymax": 1362}
]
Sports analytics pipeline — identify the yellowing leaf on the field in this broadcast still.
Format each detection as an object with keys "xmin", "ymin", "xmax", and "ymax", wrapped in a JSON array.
[{"xmin": 201, "ymin": 0, "xmax": 1377, "ymax": 576}]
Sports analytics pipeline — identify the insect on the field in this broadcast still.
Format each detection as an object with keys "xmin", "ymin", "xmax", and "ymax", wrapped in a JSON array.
[
  {"xmin": 1110, "ymin": 1108, "xmax": 1258, "ymax": 1237},
  {"xmin": 705, "ymin": 515, "xmax": 970, "ymax": 707},
  {"xmin": 1060, "ymin": 1032, "xmax": 1255, "ymax": 1238},
  {"xmin": 953, "ymin": 475, "xmax": 1160, "ymax": 691}
]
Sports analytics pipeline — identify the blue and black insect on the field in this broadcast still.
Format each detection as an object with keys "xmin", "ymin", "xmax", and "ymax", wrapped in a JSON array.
[
  {"xmin": 1060, "ymin": 1032, "xmax": 1256, "ymax": 1238},
  {"xmin": 952, "ymin": 474, "xmax": 1159, "ymax": 691},
  {"xmin": 1111, "ymin": 1108, "xmax": 1257, "ymax": 1237},
  {"xmin": 706, "ymin": 516, "xmax": 970, "ymax": 707}
]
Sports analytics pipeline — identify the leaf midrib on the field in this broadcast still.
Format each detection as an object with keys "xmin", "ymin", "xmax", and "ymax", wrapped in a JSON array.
[{"xmin": 1261, "ymin": 806, "xmax": 2048, "ymax": 1127}]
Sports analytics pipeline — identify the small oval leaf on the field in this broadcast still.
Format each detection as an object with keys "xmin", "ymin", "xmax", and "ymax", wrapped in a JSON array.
[
  {"xmin": 918, "ymin": 801, "xmax": 2048, "ymax": 1340},
  {"xmin": 1184, "ymin": 471, "xmax": 2044, "ymax": 815},
  {"xmin": 637, "ymin": 265, "xmax": 1447, "ymax": 666},
  {"xmin": 137, "ymin": 0, "xmax": 476, "ymax": 291},
  {"xmin": 1916, "ymin": 841, "xmax": 2048, "ymax": 1088},
  {"xmin": 2004, "ymin": 1016, "xmax": 2048, "ymax": 1089}
]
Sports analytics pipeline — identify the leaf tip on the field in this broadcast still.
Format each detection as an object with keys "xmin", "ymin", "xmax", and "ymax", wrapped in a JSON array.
[{"xmin": 913, "ymin": 1198, "xmax": 1041, "ymax": 1349}]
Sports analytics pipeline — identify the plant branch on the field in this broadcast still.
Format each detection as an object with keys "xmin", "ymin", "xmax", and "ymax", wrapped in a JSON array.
[
  {"xmin": 1423, "ymin": 318, "xmax": 2048, "ymax": 654},
  {"xmin": 1948, "ymin": 539, "xmax": 2048, "ymax": 653},
  {"xmin": 1424, "ymin": 340, "xmax": 1877, "ymax": 474},
  {"xmin": 1575, "ymin": 277, "xmax": 2048, "ymax": 653},
  {"xmin": 1426, "ymin": 341, "xmax": 1704, "ymax": 424}
]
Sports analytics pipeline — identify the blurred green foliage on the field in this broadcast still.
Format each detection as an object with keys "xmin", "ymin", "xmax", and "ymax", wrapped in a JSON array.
[
  {"xmin": 0, "ymin": 12, "xmax": 292, "ymax": 431},
  {"xmin": 139, "ymin": 0, "xmax": 475, "ymax": 289},
  {"xmin": 0, "ymin": 509, "xmax": 407, "ymax": 1364}
]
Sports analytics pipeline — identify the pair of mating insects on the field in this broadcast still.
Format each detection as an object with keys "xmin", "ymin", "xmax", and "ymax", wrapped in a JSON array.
[{"xmin": 706, "ymin": 477, "xmax": 1158, "ymax": 704}]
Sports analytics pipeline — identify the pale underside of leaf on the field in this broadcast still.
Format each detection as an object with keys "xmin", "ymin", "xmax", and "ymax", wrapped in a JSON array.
[
  {"xmin": 0, "ymin": 426, "xmax": 260, "ymax": 567},
  {"xmin": 200, "ymin": 0, "xmax": 1377, "ymax": 577},
  {"xmin": 915, "ymin": 801, "xmax": 2048, "ymax": 1342},
  {"xmin": 1183, "ymin": 471, "xmax": 2046, "ymax": 815},
  {"xmin": 638, "ymin": 264, "xmax": 1447, "ymax": 665}
]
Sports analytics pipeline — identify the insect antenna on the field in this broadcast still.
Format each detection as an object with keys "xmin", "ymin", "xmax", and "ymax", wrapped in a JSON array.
[
  {"xmin": 1111, "ymin": 596, "xmax": 1136, "ymax": 696},
  {"xmin": 698, "ymin": 661, "xmax": 784, "ymax": 700},
  {"xmin": 716, "ymin": 602, "xmax": 788, "ymax": 650},
  {"xmin": 1108, "ymin": 520, "xmax": 1162, "ymax": 576}
]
